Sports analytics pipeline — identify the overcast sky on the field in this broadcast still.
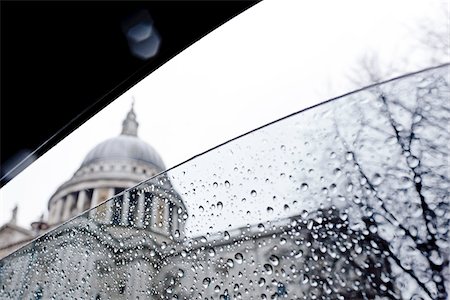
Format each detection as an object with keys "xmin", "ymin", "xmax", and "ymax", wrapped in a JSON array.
[{"xmin": 1, "ymin": 0, "xmax": 448, "ymax": 230}]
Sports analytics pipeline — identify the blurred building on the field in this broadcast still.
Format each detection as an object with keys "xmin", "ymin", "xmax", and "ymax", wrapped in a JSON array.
[
  {"xmin": 0, "ymin": 105, "xmax": 393, "ymax": 299},
  {"xmin": 0, "ymin": 105, "xmax": 186, "ymax": 258}
]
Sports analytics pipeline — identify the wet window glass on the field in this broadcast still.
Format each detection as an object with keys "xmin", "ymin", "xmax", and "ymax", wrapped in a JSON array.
[{"xmin": 0, "ymin": 65, "xmax": 449, "ymax": 299}]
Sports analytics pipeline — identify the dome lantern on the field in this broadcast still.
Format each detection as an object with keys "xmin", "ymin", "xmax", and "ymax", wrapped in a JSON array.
[{"xmin": 121, "ymin": 101, "xmax": 139, "ymax": 136}]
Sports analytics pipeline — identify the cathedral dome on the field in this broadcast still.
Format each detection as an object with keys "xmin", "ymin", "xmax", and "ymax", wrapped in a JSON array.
[
  {"xmin": 81, "ymin": 103, "xmax": 165, "ymax": 170},
  {"xmin": 81, "ymin": 135, "xmax": 165, "ymax": 170},
  {"xmin": 46, "ymin": 102, "xmax": 186, "ymax": 243}
]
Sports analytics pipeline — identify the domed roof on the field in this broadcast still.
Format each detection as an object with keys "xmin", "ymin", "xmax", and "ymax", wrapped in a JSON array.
[
  {"xmin": 81, "ymin": 103, "xmax": 165, "ymax": 170},
  {"xmin": 81, "ymin": 135, "xmax": 165, "ymax": 170}
]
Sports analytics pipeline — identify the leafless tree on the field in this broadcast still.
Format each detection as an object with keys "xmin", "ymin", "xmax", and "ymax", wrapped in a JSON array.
[{"xmin": 333, "ymin": 65, "xmax": 449, "ymax": 299}]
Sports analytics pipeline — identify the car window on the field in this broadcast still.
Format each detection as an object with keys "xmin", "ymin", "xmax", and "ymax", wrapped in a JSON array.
[{"xmin": 0, "ymin": 64, "xmax": 448, "ymax": 300}]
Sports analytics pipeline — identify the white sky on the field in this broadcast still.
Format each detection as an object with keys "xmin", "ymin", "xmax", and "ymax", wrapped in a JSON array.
[{"xmin": 1, "ymin": 0, "xmax": 448, "ymax": 229}]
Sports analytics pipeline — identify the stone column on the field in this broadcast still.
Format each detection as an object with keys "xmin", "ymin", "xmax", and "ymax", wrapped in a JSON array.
[
  {"xmin": 62, "ymin": 193, "xmax": 75, "ymax": 221},
  {"xmin": 89, "ymin": 189, "xmax": 99, "ymax": 217},
  {"xmin": 51, "ymin": 198, "xmax": 64, "ymax": 224},
  {"xmin": 104, "ymin": 188, "xmax": 115, "ymax": 223},
  {"xmin": 48, "ymin": 202, "xmax": 57, "ymax": 224},
  {"xmin": 76, "ymin": 190, "xmax": 87, "ymax": 215}
]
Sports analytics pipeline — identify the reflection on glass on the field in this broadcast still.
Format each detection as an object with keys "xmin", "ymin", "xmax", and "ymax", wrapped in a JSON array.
[{"xmin": 0, "ymin": 65, "xmax": 449, "ymax": 299}]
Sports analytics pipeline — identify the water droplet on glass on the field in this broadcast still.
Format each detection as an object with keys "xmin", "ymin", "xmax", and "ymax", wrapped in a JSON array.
[
  {"xmin": 267, "ymin": 207, "xmax": 273, "ymax": 213},
  {"xmin": 301, "ymin": 274, "xmax": 309, "ymax": 284},
  {"xmin": 177, "ymin": 269, "xmax": 184, "ymax": 278},
  {"xmin": 345, "ymin": 152, "xmax": 354, "ymax": 161},
  {"xmin": 251, "ymin": 190, "xmax": 257, "ymax": 197},
  {"xmin": 301, "ymin": 183, "xmax": 309, "ymax": 191},
  {"xmin": 224, "ymin": 231, "xmax": 230, "ymax": 240},
  {"xmin": 234, "ymin": 253, "xmax": 243, "ymax": 264},
  {"xmin": 226, "ymin": 258, "xmax": 234, "ymax": 268},
  {"xmin": 269, "ymin": 255, "xmax": 279, "ymax": 266},
  {"xmin": 407, "ymin": 156, "xmax": 419, "ymax": 168},
  {"xmin": 258, "ymin": 277, "xmax": 266, "ymax": 287},
  {"xmin": 372, "ymin": 173, "xmax": 382, "ymax": 185},
  {"xmin": 202, "ymin": 277, "xmax": 211, "ymax": 288},
  {"xmin": 224, "ymin": 180, "xmax": 230, "ymax": 188},
  {"xmin": 258, "ymin": 223, "xmax": 265, "ymax": 232},
  {"xmin": 301, "ymin": 210, "xmax": 309, "ymax": 218},
  {"xmin": 217, "ymin": 201, "xmax": 223, "ymax": 210},
  {"xmin": 213, "ymin": 182, "xmax": 218, "ymax": 188},
  {"xmin": 334, "ymin": 168, "xmax": 342, "ymax": 177},
  {"xmin": 263, "ymin": 264, "xmax": 273, "ymax": 275}
]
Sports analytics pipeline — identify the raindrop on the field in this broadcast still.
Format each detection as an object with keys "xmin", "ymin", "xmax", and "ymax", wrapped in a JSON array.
[
  {"xmin": 263, "ymin": 264, "xmax": 273, "ymax": 275},
  {"xmin": 301, "ymin": 210, "xmax": 309, "ymax": 218},
  {"xmin": 224, "ymin": 180, "xmax": 230, "ymax": 188},
  {"xmin": 413, "ymin": 114, "xmax": 423, "ymax": 123},
  {"xmin": 267, "ymin": 207, "xmax": 274, "ymax": 213},
  {"xmin": 226, "ymin": 259, "xmax": 234, "ymax": 268},
  {"xmin": 251, "ymin": 190, "xmax": 257, "ymax": 197},
  {"xmin": 283, "ymin": 204, "xmax": 290, "ymax": 211},
  {"xmin": 202, "ymin": 277, "xmax": 211, "ymax": 288},
  {"xmin": 258, "ymin": 278, "xmax": 266, "ymax": 287},
  {"xmin": 269, "ymin": 255, "xmax": 279, "ymax": 266},
  {"xmin": 217, "ymin": 202, "xmax": 223, "ymax": 210},
  {"xmin": 407, "ymin": 156, "xmax": 419, "ymax": 168},
  {"xmin": 208, "ymin": 248, "xmax": 216, "ymax": 257},
  {"xmin": 234, "ymin": 253, "xmax": 243, "ymax": 264},
  {"xmin": 372, "ymin": 173, "xmax": 382, "ymax": 185},
  {"xmin": 301, "ymin": 274, "xmax": 309, "ymax": 284},
  {"xmin": 213, "ymin": 182, "xmax": 218, "ymax": 188},
  {"xmin": 345, "ymin": 152, "xmax": 354, "ymax": 161},
  {"xmin": 258, "ymin": 223, "xmax": 265, "ymax": 232},
  {"xmin": 347, "ymin": 183, "xmax": 353, "ymax": 192},
  {"xmin": 224, "ymin": 231, "xmax": 230, "ymax": 241},
  {"xmin": 177, "ymin": 269, "xmax": 184, "ymax": 278},
  {"xmin": 301, "ymin": 183, "xmax": 309, "ymax": 191}
]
